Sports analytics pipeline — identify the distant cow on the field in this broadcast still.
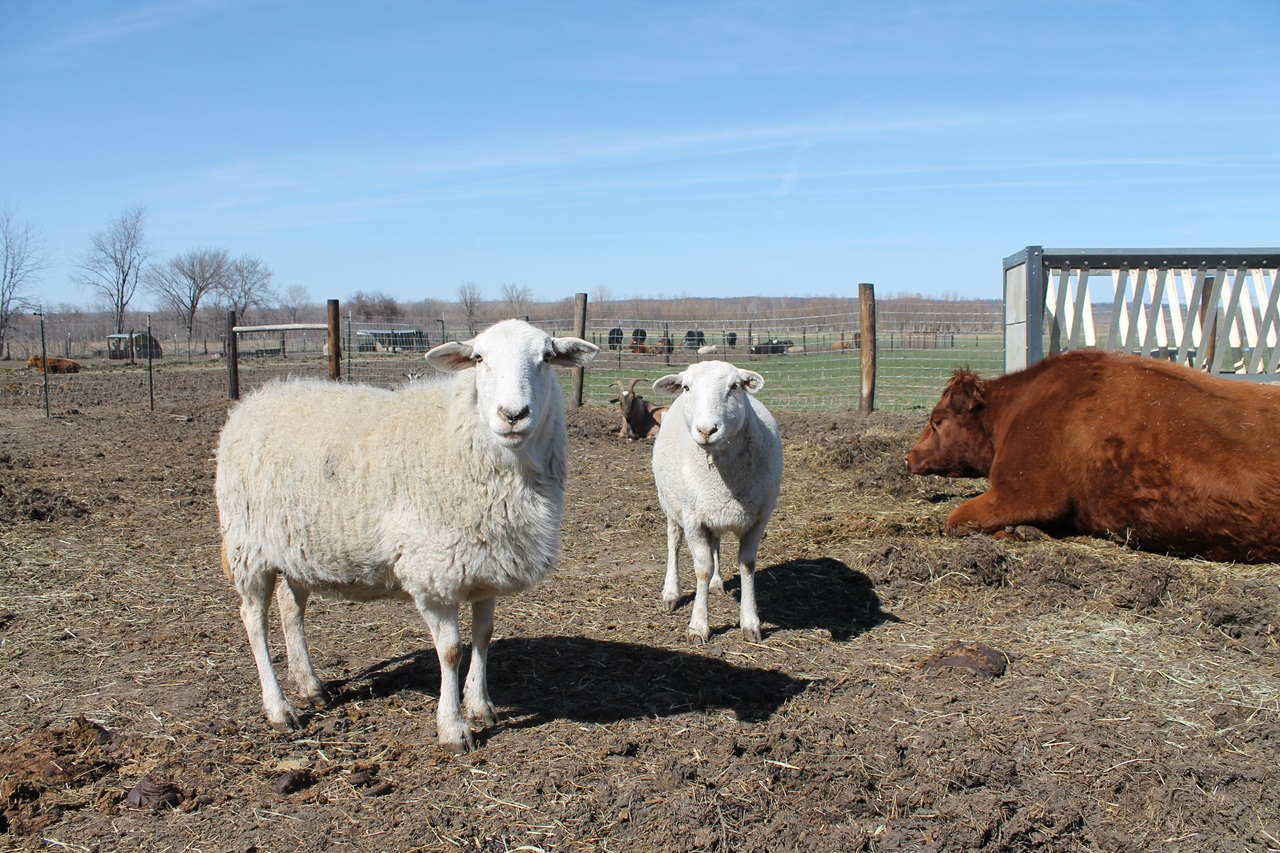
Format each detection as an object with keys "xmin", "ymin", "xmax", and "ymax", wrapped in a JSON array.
[
  {"xmin": 27, "ymin": 355, "xmax": 82, "ymax": 374},
  {"xmin": 749, "ymin": 339, "xmax": 793, "ymax": 355},
  {"xmin": 607, "ymin": 327, "xmax": 624, "ymax": 350},
  {"xmin": 906, "ymin": 349, "xmax": 1280, "ymax": 562},
  {"xmin": 725, "ymin": 332, "xmax": 738, "ymax": 349},
  {"xmin": 630, "ymin": 328, "xmax": 648, "ymax": 353}
]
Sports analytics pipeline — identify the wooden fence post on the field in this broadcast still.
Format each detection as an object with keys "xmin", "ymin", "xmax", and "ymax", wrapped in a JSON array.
[
  {"xmin": 327, "ymin": 299, "xmax": 342, "ymax": 382},
  {"xmin": 859, "ymin": 283, "xmax": 877, "ymax": 413},
  {"xmin": 571, "ymin": 293, "xmax": 587, "ymax": 407},
  {"xmin": 226, "ymin": 309, "xmax": 239, "ymax": 401}
]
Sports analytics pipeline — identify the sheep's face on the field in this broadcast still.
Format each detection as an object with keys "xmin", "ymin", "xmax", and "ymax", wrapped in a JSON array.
[
  {"xmin": 654, "ymin": 361, "xmax": 764, "ymax": 449},
  {"xmin": 427, "ymin": 319, "xmax": 598, "ymax": 449}
]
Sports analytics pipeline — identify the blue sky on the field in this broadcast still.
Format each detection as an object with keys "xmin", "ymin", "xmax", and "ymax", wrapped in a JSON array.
[{"xmin": 3, "ymin": 0, "xmax": 1278, "ymax": 310}]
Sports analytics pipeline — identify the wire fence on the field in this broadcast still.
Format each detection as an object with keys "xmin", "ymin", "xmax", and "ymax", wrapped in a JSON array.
[{"xmin": 1, "ymin": 301, "xmax": 1003, "ymax": 414}]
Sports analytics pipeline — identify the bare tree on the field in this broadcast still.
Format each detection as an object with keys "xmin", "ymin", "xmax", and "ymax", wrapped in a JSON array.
[
  {"xmin": 349, "ymin": 289, "xmax": 401, "ymax": 321},
  {"xmin": 0, "ymin": 206, "xmax": 51, "ymax": 359},
  {"xmin": 501, "ymin": 282, "xmax": 532, "ymax": 319},
  {"xmin": 590, "ymin": 283, "xmax": 613, "ymax": 305},
  {"xmin": 456, "ymin": 280, "xmax": 485, "ymax": 336},
  {"xmin": 147, "ymin": 248, "xmax": 230, "ymax": 353},
  {"xmin": 217, "ymin": 254, "xmax": 275, "ymax": 324},
  {"xmin": 279, "ymin": 284, "xmax": 312, "ymax": 322},
  {"xmin": 73, "ymin": 205, "xmax": 150, "ymax": 334}
]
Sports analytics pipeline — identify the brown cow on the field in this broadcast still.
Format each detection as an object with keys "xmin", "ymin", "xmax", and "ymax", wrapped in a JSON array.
[
  {"xmin": 26, "ymin": 355, "xmax": 82, "ymax": 374},
  {"xmin": 906, "ymin": 348, "xmax": 1280, "ymax": 562}
]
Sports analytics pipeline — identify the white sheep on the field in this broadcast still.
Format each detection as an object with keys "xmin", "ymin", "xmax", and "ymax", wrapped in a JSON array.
[
  {"xmin": 650, "ymin": 360, "xmax": 783, "ymax": 642},
  {"xmin": 215, "ymin": 319, "xmax": 599, "ymax": 752}
]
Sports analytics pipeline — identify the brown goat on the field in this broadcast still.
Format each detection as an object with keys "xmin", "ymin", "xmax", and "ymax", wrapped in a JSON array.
[{"xmin": 609, "ymin": 378, "xmax": 667, "ymax": 439}]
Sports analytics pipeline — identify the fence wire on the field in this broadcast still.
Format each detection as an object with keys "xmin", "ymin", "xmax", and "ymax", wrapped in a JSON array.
[{"xmin": 1, "ymin": 303, "xmax": 1002, "ymax": 414}]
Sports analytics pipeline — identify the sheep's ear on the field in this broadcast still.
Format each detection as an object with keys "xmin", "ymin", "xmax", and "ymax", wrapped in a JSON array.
[
  {"xmin": 426, "ymin": 340, "xmax": 476, "ymax": 372},
  {"xmin": 550, "ymin": 337, "xmax": 599, "ymax": 368},
  {"xmin": 653, "ymin": 374, "xmax": 684, "ymax": 395},
  {"xmin": 739, "ymin": 369, "xmax": 765, "ymax": 394}
]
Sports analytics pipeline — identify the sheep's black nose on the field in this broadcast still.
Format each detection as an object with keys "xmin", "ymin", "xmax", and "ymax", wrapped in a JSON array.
[{"xmin": 500, "ymin": 405, "xmax": 530, "ymax": 425}]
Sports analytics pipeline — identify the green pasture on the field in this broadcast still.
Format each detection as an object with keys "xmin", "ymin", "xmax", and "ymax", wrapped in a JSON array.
[{"xmin": 578, "ymin": 334, "xmax": 1005, "ymax": 413}]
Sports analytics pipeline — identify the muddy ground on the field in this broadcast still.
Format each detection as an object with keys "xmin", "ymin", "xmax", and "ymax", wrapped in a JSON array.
[{"xmin": 1, "ymin": 368, "xmax": 1278, "ymax": 852}]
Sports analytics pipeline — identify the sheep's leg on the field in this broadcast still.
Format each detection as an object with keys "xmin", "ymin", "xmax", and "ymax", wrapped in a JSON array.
[
  {"xmin": 686, "ymin": 525, "xmax": 718, "ymax": 643},
  {"xmin": 662, "ymin": 517, "xmax": 684, "ymax": 611},
  {"xmin": 416, "ymin": 600, "xmax": 472, "ymax": 753},
  {"xmin": 463, "ymin": 597, "xmax": 498, "ymax": 729},
  {"xmin": 275, "ymin": 579, "xmax": 326, "ymax": 707},
  {"xmin": 708, "ymin": 535, "xmax": 725, "ymax": 596},
  {"xmin": 736, "ymin": 521, "xmax": 768, "ymax": 642},
  {"xmin": 237, "ymin": 568, "xmax": 298, "ymax": 729}
]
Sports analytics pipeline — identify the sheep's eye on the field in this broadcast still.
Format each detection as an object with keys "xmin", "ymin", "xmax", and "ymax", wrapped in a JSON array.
[
  {"xmin": 542, "ymin": 351, "xmax": 554, "ymax": 363},
  {"xmin": 681, "ymin": 384, "xmax": 690, "ymax": 393},
  {"xmin": 474, "ymin": 354, "xmax": 484, "ymax": 364}
]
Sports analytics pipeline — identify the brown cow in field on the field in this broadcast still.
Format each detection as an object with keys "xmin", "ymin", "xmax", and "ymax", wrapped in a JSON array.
[
  {"xmin": 906, "ymin": 348, "xmax": 1280, "ymax": 562},
  {"xmin": 26, "ymin": 355, "xmax": 82, "ymax": 374}
]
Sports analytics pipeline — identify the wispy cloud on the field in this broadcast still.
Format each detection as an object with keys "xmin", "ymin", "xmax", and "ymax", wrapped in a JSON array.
[{"xmin": 7, "ymin": 0, "xmax": 243, "ymax": 65}]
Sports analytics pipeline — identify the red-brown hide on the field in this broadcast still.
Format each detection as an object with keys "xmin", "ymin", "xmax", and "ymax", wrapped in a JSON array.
[
  {"xmin": 26, "ymin": 355, "xmax": 82, "ymax": 374},
  {"xmin": 906, "ymin": 349, "xmax": 1280, "ymax": 562}
]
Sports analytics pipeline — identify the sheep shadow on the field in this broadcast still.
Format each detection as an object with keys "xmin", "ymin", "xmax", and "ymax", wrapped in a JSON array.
[
  {"xmin": 323, "ymin": 637, "xmax": 808, "ymax": 727},
  {"xmin": 728, "ymin": 557, "xmax": 898, "ymax": 641}
]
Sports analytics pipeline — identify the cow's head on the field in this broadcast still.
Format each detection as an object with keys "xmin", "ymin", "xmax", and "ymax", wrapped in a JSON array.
[{"xmin": 906, "ymin": 369, "xmax": 995, "ymax": 478}]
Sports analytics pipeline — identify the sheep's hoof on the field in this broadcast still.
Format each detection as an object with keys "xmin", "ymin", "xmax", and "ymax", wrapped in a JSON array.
[
  {"xmin": 296, "ymin": 687, "xmax": 329, "ymax": 708},
  {"xmin": 439, "ymin": 731, "xmax": 474, "ymax": 754},
  {"xmin": 267, "ymin": 709, "xmax": 301, "ymax": 732},
  {"xmin": 662, "ymin": 594, "xmax": 680, "ymax": 612},
  {"xmin": 709, "ymin": 578, "xmax": 726, "ymax": 596},
  {"xmin": 741, "ymin": 625, "xmax": 763, "ymax": 643},
  {"xmin": 687, "ymin": 626, "xmax": 711, "ymax": 644},
  {"xmin": 467, "ymin": 704, "xmax": 499, "ymax": 729}
]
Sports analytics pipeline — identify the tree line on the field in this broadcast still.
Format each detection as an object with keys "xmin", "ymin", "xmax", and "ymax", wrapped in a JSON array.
[
  {"xmin": 1, "ymin": 204, "xmax": 282, "ymax": 360},
  {"xmin": 1, "ymin": 202, "xmax": 1001, "ymax": 361}
]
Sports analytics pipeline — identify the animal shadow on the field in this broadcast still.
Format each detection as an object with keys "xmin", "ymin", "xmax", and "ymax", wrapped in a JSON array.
[
  {"xmin": 323, "ymin": 637, "xmax": 809, "ymax": 727},
  {"xmin": 753, "ymin": 557, "xmax": 898, "ymax": 640}
]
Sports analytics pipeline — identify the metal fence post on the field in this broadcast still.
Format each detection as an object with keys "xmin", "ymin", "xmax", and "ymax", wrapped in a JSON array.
[{"xmin": 571, "ymin": 292, "xmax": 587, "ymax": 407}]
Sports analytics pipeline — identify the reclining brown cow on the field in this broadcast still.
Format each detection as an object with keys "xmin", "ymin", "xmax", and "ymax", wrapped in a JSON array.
[
  {"xmin": 906, "ymin": 348, "xmax": 1280, "ymax": 563},
  {"xmin": 27, "ymin": 355, "xmax": 82, "ymax": 374}
]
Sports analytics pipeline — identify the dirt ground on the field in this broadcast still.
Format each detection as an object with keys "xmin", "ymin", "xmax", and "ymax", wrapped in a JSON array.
[{"xmin": 1, "ymin": 369, "xmax": 1278, "ymax": 853}]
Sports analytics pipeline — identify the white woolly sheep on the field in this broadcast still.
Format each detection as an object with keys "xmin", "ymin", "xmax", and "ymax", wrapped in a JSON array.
[
  {"xmin": 215, "ymin": 319, "xmax": 599, "ymax": 753},
  {"xmin": 650, "ymin": 360, "xmax": 783, "ymax": 642}
]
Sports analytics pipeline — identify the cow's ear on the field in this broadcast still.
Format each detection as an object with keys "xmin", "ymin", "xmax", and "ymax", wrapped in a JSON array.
[{"xmin": 966, "ymin": 377, "xmax": 987, "ymax": 411}]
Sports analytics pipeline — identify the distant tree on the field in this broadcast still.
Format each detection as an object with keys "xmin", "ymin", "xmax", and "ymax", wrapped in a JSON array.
[
  {"xmin": 501, "ymin": 282, "xmax": 532, "ymax": 319},
  {"xmin": 590, "ymin": 284, "xmax": 613, "ymax": 305},
  {"xmin": 456, "ymin": 280, "xmax": 485, "ymax": 336},
  {"xmin": 349, "ymin": 289, "xmax": 401, "ymax": 320},
  {"xmin": 147, "ymin": 247, "xmax": 230, "ymax": 349},
  {"xmin": 0, "ymin": 206, "xmax": 51, "ymax": 360},
  {"xmin": 279, "ymin": 284, "xmax": 312, "ymax": 322},
  {"xmin": 216, "ymin": 254, "xmax": 275, "ymax": 324},
  {"xmin": 72, "ymin": 204, "xmax": 150, "ymax": 334}
]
